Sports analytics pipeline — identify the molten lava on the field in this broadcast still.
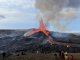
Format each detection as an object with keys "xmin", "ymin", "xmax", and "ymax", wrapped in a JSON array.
[
  {"xmin": 28, "ymin": 20, "xmax": 49, "ymax": 36},
  {"xmin": 24, "ymin": 18, "xmax": 79, "ymax": 47},
  {"xmin": 24, "ymin": 18, "xmax": 54, "ymax": 45}
]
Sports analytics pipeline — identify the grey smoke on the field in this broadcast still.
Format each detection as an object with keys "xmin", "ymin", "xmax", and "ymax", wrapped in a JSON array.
[
  {"xmin": 68, "ymin": 0, "xmax": 80, "ymax": 8},
  {"xmin": 35, "ymin": 0, "xmax": 79, "ymax": 32}
]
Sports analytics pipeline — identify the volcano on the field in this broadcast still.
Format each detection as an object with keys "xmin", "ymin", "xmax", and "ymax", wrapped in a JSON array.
[
  {"xmin": 0, "ymin": 29, "xmax": 80, "ymax": 54},
  {"xmin": 0, "ymin": 19, "xmax": 80, "ymax": 54},
  {"xmin": 24, "ymin": 19, "xmax": 54, "ymax": 45},
  {"xmin": 24, "ymin": 19, "xmax": 80, "ymax": 47}
]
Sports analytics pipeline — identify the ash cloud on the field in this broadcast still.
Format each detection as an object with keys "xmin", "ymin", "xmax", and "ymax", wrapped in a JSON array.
[
  {"xmin": 35, "ymin": 0, "xmax": 80, "ymax": 32},
  {"xmin": 68, "ymin": 0, "xmax": 80, "ymax": 8}
]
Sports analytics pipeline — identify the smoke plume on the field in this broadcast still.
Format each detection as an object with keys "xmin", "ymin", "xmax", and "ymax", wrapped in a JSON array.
[{"xmin": 35, "ymin": 0, "xmax": 79, "ymax": 32}]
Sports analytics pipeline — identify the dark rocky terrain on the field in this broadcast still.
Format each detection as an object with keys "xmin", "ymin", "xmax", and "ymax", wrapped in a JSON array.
[{"xmin": 0, "ymin": 29, "xmax": 80, "ymax": 54}]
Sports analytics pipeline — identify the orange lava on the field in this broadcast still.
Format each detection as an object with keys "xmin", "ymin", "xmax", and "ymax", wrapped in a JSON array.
[
  {"xmin": 24, "ymin": 18, "xmax": 53, "ymax": 45},
  {"xmin": 27, "ymin": 19, "xmax": 49, "ymax": 37}
]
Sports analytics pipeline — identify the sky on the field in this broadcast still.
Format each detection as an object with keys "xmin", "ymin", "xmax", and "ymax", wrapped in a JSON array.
[{"xmin": 0, "ymin": 0, "xmax": 80, "ymax": 32}]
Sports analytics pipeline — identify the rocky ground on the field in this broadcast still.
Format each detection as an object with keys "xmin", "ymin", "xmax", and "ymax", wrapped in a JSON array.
[
  {"xmin": 0, "ymin": 53, "xmax": 80, "ymax": 60},
  {"xmin": 0, "ymin": 29, "xmax": 80, "ymax": 54}
]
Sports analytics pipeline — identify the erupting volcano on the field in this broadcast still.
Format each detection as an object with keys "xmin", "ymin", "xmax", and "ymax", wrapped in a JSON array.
[
  {"xmin": 23, "ymin": 18, "xmax": 80, "ymax": 47},
  {"xmin": 24, "ymin": 18, "xmax": 54, "ymax": 45}
]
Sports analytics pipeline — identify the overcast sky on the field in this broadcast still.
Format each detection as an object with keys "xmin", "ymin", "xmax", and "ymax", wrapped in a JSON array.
[{"xmin": 0, "ymin": 0, "xmax": 80, "ymax": 32}]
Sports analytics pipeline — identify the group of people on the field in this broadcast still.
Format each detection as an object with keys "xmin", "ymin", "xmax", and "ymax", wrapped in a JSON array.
[
  {"xmin": 58, "ymin": 50, "xmax": 74, "ymax": 60},
  {"xmin": 2, "ymin": 50, "xmax": 74, "ymax": 60},
  {"xmin": 54, "ymin": 50, "xmax": 74, "ymax": 60}
]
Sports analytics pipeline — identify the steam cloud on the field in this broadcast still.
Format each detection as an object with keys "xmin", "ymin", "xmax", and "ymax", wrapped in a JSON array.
[{"xmin": 35, "ymin": 0, "xmax": 80, "ymax": 32}]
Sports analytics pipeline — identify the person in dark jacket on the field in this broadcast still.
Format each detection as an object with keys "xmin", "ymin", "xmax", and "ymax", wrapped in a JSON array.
[
  {"xmin": 2, "ymin": 52, "xmax": 6, "ymax": 60},
  {"xmin": 58, "ymin": 49, "xmax": 62, "ymax": 57},
  {"xmin": 61, "ymin": 51, "xmax": 65, "ymax": 60}
]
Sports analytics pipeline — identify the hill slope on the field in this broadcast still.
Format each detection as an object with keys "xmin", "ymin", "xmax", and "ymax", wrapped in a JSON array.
[{"xmin": 0, "ymin": 29, "xmax": 80, "ymax": 53}]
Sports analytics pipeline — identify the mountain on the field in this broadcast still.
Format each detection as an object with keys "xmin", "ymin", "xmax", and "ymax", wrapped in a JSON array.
[{"xmin": 0, "ymin": 29, "xmax": 80, "ymax": 54}]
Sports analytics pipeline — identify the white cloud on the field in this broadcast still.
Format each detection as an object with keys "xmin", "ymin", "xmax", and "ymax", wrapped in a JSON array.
[
  {"xmin": 0, "ymin": 0, "xmax": 37, "ymax": 29},
  {"xmin": 0, "ymin": 0, "xmax": 35, "ymax": 21},
  {"xmin": 0, "ymin": 0, "xmax": 35, "ymax": 8}
]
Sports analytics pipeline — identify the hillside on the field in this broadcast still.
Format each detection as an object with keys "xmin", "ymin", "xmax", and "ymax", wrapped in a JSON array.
[{"xmin": 0, "ymin": 29, "xmax": 80, "ymax": 54}]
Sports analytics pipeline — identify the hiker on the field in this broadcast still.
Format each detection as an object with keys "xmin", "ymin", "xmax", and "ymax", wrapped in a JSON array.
[
  {"xmin": 21, "ymin": 51, "xmax": 25, "ymax": 55},
  {"xmin": 68, "ymin": 55, "xmax": 74, "ymax": 60},
  {"xmin": 61, "ymin": 51, "xmax": 65, "ymax": 60},
  {"xmin": 54, "ymin": 53, "xmax": 58, "ymax": 60},
  {"xmin": 58, "ymin": 50, "xmax": 65, "ymax": 60},
  {"xmin": 58, "ymin": 49, "xmax": 62, "ymax": 57},
  {"xmin": 64, "ymin": 52, "xmax": 68, "ymax": 60},
  {"xmin": 2, "ymin": 52, "xmax": 6, "ymax": 60}
]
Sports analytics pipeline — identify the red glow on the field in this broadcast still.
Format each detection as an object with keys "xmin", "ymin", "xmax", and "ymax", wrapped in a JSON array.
[
  {"xmin": 24, "ymin": 18, "xmax": 53, "ymax": 45},
  {"xmin": 27, "ymin": 18, "xmax": 49, "ymax": 37}
]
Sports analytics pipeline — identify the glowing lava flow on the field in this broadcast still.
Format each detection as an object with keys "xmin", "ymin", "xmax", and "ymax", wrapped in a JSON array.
[
  {"xmin": 24, "ymin": 18, "xmax": 80, "ymax": 47},
  {"xmin": 24, "ymin": 18, "xmax": 54, "ymax": 45}
]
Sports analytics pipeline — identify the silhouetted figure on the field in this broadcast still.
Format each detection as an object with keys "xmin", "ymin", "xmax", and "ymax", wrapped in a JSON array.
[
  {"xmin": 2, "ymin": 53, "xmax": 6, "ymax": 60},
  {"xmin": 58, "ymin": 50, "xmax": 62, "ymax": 57},
  {"xmin": 54, "ymin": 53, "xmax": 58, "ymax": 60},
  {"xmin": 21, "ymin": 51, "xmax": 25, "ymax": 55},
  {"xmin": 58, "ymin": 50, "xmax": 65, "ymax": 60},
  {"xmin": 61, "ymin": 51, "xmax": 65, "ymax": 60},
  {"xmin": 68, "ymin": 55, "xmax": 74, "ymax": 60}
]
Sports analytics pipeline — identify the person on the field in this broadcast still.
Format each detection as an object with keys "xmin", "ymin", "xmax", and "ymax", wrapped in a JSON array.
[
  {"xmin": 54, "ymin": 53, "xmax": 58, "ymax": 60},
  {"xmin": 68, "ymin": 55, "xmax": 74, "ymax": 60},
  {"xmin": 64, "ymin": 52, "xmax": 68, "ymax": 60},
  {"xmin": 58, "ymin": 49, "xmax": 62, "ymax": 57},
  {"xmin": 61, "ymin": 51, "xmax": 65, "ymax": 60},
  {"xmin": 2, "ymin": 52, "xmax": 6, "ymax": 60},
  {"xmin": 21, "ymin": 51, "xmax": 25, "ymax": 55}
]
